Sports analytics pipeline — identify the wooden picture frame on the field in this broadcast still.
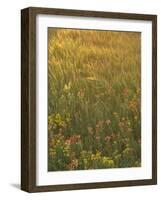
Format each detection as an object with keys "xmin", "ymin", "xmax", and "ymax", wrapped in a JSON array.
[{"xmin": 21, "ymin": 7, "xmax": 157, "ymax": 192}]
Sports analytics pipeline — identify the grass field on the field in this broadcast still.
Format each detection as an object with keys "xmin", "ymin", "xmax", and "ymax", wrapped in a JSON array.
[{"xmin": 48, "ymin": 28, "xmax": 141, "ymax": 171}]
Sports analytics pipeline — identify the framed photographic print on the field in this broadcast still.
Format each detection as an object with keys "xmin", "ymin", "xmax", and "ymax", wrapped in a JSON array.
[{"xmin": 21, "ymin": 7, "xmax": 157, "ymax": 192}]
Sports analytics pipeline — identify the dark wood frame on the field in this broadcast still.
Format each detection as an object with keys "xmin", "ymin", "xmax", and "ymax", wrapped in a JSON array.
[{"xmin": 21, "ymin": 7, "xmax": 157, "ymax": 193}]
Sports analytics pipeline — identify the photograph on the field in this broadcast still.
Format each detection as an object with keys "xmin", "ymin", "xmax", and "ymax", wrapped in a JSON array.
[
  {"xmin": 48, "ymin": 28, "xmax": 141, "ymax": 171},
  {"xmin": 21, "ymin": 7, "xmax": 157, "ymax": 192}
]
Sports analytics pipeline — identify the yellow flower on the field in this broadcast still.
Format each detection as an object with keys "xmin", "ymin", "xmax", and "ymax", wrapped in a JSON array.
[
  {"xmin": 113, "ymin": 112, "xmax": 119, "ymax": 118},
  {"xmin": 91, "ymin": 154, "xmax": 96, "ymax": 161},
  {"xmin": 123, "ymin": 147, "xmax": 133, "ymax": 156},
  {"xmin": 102, "ymin": 157, "xmax": 114, "ymax": 167},
  {"xmin": 63, "ymin": 81, "xmax": 72, "ymax": 92},
  {"xmin": 96, "ymin": 150, "xmax": 101, "ymax": 158}
]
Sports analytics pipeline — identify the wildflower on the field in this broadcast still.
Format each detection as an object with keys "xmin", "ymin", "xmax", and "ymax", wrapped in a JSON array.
[
  {"xmin": 128, "ymin": 99, "xmax": 138, "ymax": 112},
  {"xmin": 118, "ymin": 121, "xmax": 124, "ymax": 128},
  {"xmin": 83, "ymin": 158, "xmax": 88, "ymax": 168},
  {"xmin": 105, "ymin": 119, "xmax": 111, "ymax": 126},
  {"xmin": 69, "ymin": 134, "xmax": 81, "ymax": 144},
  {"xmin": 95, "ymin": 136, "xmax": 100, "ymax": 141},
  {"xmin": 55, "ymin": 139, "xmax": 61, "ymax": 145},
  {"xmin": 102, "ymin": 157, "xmax": 114, "ymax": 168},
  {"xmin": 113, "ymin": 141, "xmax": 117, "ymax": 145},
  {"xmin": 122, "ymin": 117, "xmax": 125, "ymax": 121},
  {"xmin": 127, "ymin": 120, "xmax": 131, "ymax": 126},
  {"xmin": 96, "ymin": 150, "xmax": 101, "ymax": 157},
  {"xmin": 63, "ymin": 81, "xmax": 71, "ymax": 92},
  {"xmin": 49, "ymin": 151, "xmax": 56, "ymax": 158},
  {"xmin": 49, "ymin": 138, "xmax": 55, "ymax": 146},
  {"xmin": 77, "ymin": 89, "xmax": 85, "ymax": 98},
  {"xmin": 58, "ymin": 128, "xmax": 63, "ymax": 134},
  {"xmin": 95, "ymin": 120, "xmax": 104, "ymax": 133},
  {"xmin": 123, "ymin": 147, "xmax": 133, "ymax": 156},
  {"xmin": 57, "ymin": 133, "xmax": 64, "ymax": 139},
  {"xmin": 114, "ymin": 154, "xmax": 121, "ymax": 161},
  {"xmin": 127, "ymin": 128, "xmax": 132, "ymax": 133},
  {"xmin": 63, "ymin": 146, "xmax": 70, "ymax": 157},
  {"xmin": 113, "ymin": 112, "xmax": 119, "ymax": 118},
  {"xmin": 91, "ymin": 151, "xmax": 101, "ymax": 161},
  {"xmin": 98, "ymin": 120, "xmax": 104, "ymax": 128},
  {"xmin": 104, "ymin": 135, "xmax": 111, "ymax": 142},
  {"xmin": 91, "ymin": 154, "xmax": 97, "ymax": 161},
  {"xmin": 65, "ymin": 139, "xmax": 71, "ymax": 146},
  {"xmin": 111, "ymin": 133, "xmax": 116, "ymax": 140},
  {"xmin": 49, "ymin": 147, "xmax": 56, "ymax": 158},
  {"xmin": 123, "ymin": 87, "xmax": 129, "ymax": 95},
  {"xmin": 87, "ymin": 127, "xmax": 94, "ymax": 135},
  {"xmin": 67, "ymin": 159, "xmax": 78, "ymax": 170},
  {"xmin": 95, "ymin": 124, "xmax": 100, "ymax": 133}
]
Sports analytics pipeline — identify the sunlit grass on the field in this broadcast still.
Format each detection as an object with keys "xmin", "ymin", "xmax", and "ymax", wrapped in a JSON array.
[{"xmin": 48, "ymin": 28, "xmax": 141, "ymax": 171}]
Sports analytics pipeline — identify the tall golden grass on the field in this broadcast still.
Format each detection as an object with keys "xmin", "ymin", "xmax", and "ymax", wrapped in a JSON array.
[{"xmin": 48, "ymin": 28, "xmax": 141, "ymax": 171}]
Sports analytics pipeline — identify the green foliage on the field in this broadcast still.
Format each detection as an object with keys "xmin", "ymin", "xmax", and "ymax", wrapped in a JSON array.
[{"xmin": 48, "ymin": 29, "xmax": 141, "ymax": 171}]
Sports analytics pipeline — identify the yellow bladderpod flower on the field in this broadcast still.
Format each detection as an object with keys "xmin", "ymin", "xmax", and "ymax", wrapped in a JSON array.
[{"xmin": 102, "ymin": 157, "xmax": 114, "ymax": 168}]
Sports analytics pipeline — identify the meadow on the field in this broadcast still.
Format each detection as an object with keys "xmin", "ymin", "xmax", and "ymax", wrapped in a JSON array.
[{"xmin": 48, "ymin": 28, "xmax": 141, "ymax": 171}]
